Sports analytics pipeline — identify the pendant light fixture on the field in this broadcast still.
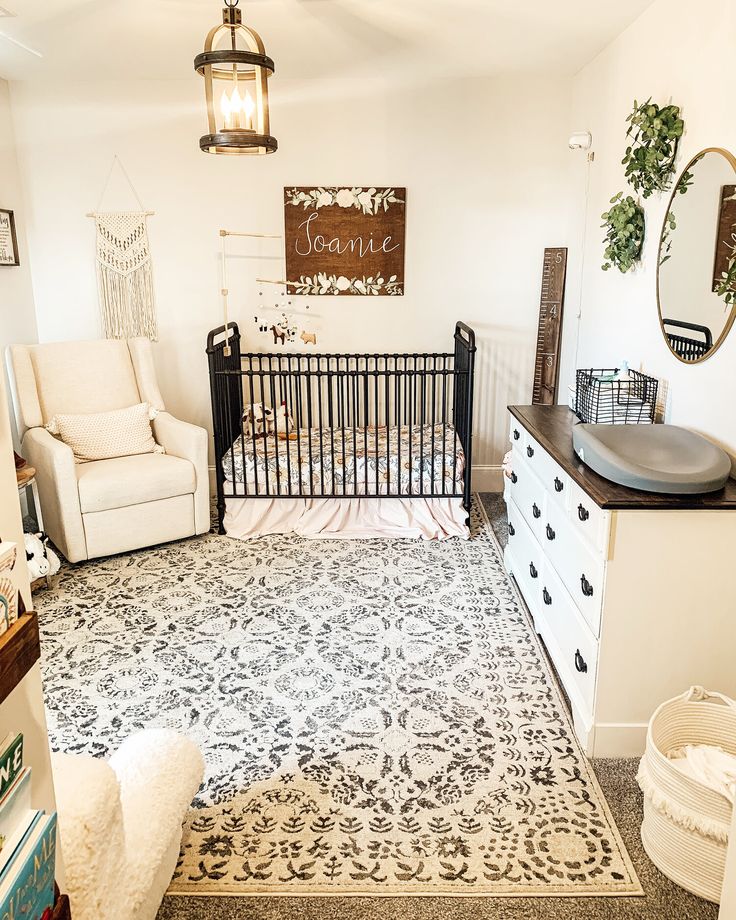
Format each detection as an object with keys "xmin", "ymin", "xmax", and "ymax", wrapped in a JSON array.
[{"xmin": 194, "ymin": 0, "xmax": 277, "ymax": 156}]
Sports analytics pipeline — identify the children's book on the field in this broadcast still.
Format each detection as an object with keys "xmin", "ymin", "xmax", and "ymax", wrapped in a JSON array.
[
  {"xmin": 0, "ymin": 737, "xmax": 23, "ymax": 801},
  {"xmin": 0, "ymin": 768, "xmax": 31, "ymax": 861},
  {"xmin": 0, "ymin": 544, "xmax": 16, "ymax": 575},
  {"xmin": 0, "ymin": 812, "xmax": 56, "ymax": 920},
  {"xmin": 0, "ymin": 809, "xmax": 41, "ymax": 879}
]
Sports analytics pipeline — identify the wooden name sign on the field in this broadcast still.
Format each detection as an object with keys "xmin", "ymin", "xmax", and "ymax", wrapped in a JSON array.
[
  {"xmin": 713, "ymin": 184, "xmax": 736, "ymax": 293},
  {"xmin": 284, "ymin": 187, "xmax": 405, "ymax": 296}
]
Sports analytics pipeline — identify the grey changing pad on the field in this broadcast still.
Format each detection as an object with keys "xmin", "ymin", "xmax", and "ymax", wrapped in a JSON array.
[{"xmin": 572, "ymin": 423, "xmax": 732, "ymax": 494}]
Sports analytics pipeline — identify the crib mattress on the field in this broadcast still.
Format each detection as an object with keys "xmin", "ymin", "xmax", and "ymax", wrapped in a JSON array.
[{"xmin": 221, "ymin": 424, "xmax": 465, "ymax": 496}]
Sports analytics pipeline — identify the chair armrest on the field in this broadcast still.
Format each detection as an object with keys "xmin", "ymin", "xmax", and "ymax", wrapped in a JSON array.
[
  {"xmin": 22, "ymin": 428, "xmax": 87, "ymax": 563},
  {"xmin": 109, "ymin": 729, "xmax": 204, "ymax": 917},
  {"xmin": 51, "ymin": 752, "xmax": 128, "ymax": 919},
  {"xmin": 152, "ymin": 412, "xmax": 210, "ymax": 534}
]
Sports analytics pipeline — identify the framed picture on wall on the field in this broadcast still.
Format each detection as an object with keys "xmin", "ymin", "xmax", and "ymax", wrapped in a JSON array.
[
  {"xmin": 0, "ymin": 210, "xmax": 19, "ymax": 267},
  {"xmin": 284, "ymin": 187, "xmax": 406, "ymax": 295}
]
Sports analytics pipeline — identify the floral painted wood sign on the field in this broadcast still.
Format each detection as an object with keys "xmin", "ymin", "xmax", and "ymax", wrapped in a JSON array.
[{"xmin": 284, "ymin": 187, "xmax": 405, "ymax": 296}]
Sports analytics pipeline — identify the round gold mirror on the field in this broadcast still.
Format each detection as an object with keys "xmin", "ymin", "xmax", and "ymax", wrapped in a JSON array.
[{"xmin": 657, "ymin": 147, "xmax": 736, "ymax": 363}]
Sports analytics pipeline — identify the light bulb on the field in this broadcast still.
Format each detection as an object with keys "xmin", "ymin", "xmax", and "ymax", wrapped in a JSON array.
[{"xmin": 220, "ymin": 89, "xmax": 232, "ymax": 129}]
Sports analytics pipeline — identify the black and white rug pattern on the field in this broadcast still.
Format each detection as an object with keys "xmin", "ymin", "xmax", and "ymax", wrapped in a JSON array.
[{"xmin": 36, "ymin": 503, "xmax": 641, "ymax": 897}]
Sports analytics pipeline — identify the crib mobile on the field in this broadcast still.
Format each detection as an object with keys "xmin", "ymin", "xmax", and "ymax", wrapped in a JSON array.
[{"xmin": 218, "ymin": 228, "xmax": 320, "ymax": 353}]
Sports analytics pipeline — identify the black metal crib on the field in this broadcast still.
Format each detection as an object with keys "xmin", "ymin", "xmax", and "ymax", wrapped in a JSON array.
[{"xmin": 206, "ymin": 322, "xmax": 476, "ymax": 533}]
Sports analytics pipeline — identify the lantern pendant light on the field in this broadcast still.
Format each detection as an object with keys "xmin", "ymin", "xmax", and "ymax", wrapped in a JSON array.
[{"xmin": 194, "ymin": 0, "xmax": 277, "ymax": 155}]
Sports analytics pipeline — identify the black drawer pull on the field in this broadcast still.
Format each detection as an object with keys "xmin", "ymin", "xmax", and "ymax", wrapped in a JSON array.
[
  {"xmin": 554, "ymin": 477, "xmax": 564, "ymax": 493},
  {"xmin": 508, "ymin": 522, "xmax": 515, "ymax": 537},
  {"xmin": 513, "ymin": 428, "xmax": 520, "ymax": 441},
  {"xmin": 545, "ymin": 524, "xmax": 555, "ymax": 541},
  {"xmin": 578, "ymin": 503, "xmax": 590, "ymax": 522},
  {"xmin": 511, "ymin": 471, "xmax": 518, "ymax": 484},
  {"xmin": 532, "ymin": 502, "xmax": 541, "ymax": 519},
  {"xmin": 574, "ymin": 649, "xmax": 588, "ymax": 674},
  {"xmin": 580, "ymin": 575, "xmax": 594, "ymax": 597},
  {"xmin": 529, "ymin": 562, "xmax": 538, "ymax": 579},
  {"xmin": 527, "ymin": 445, "xmax": 535, "ymax": 458},
  {"xmin": 542, "ymin": 587, "xmax": 552, "ymax": 606}
]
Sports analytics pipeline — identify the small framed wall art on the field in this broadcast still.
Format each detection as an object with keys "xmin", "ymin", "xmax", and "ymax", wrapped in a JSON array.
[
  {"xmin": 284, "ymin": 186, "xmax": 406, "ymax": 295},
  {"xmin": 0, "ymin": 209, "xmax": 19, "ymax": 267}
]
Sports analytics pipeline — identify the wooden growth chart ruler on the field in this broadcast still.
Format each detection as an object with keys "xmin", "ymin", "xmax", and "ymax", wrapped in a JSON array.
[{"xmin": 532, "ymin": 247, "xmax": 568, "ymax": 405}]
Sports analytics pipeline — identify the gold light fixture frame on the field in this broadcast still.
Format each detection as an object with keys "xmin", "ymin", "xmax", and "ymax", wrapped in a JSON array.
[{"xmin": 195, "ymin": 0, "xmax": 277, "ymax": 155}]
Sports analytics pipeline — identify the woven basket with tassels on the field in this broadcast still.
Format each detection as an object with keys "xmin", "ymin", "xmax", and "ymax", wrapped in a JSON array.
[{"xmin": 637, "ymin": 686, "xmax": 736, "ymax": 904}]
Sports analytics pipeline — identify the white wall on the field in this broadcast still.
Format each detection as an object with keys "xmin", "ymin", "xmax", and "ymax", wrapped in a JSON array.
[
  {"xmin": 0, "ymin": 79, "xmax": 38, "ymax": 445},
  {"xmin": 560, "ymin": 0, "xmax": 736, "ymax": 460},
  {"xmin": 9, "ymin": 71, "xmax": 573, "ymax": 482}
]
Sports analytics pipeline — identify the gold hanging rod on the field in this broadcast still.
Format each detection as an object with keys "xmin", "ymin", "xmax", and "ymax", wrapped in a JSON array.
[
  {"xmin": 256, "ymin": 278, "xmax": 297, "ymax": 286},
  {"xmin": 220, "ymin": 230, "xmax": 282, "ymax": 239}
]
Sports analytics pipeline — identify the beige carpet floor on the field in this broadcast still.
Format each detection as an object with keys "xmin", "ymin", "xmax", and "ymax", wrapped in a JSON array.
[{"xmin": 153, "ymin": 494, "xmax": 718, "ymax": 918}]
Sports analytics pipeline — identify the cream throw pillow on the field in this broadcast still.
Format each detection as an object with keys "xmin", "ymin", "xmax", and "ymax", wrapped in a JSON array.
[{"xmin": 46, "ymin": 402, "xmax": 165, "ymax": 463}]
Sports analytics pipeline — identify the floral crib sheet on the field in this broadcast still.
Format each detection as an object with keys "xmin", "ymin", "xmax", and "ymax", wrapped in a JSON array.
[{"xmin": 222, "ymin": 424, "xmax": 465, "ymax": 497}]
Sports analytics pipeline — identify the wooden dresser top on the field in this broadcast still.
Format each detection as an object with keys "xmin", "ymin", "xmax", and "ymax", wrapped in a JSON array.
[{"xmin": 509, "ymin": 404, "xmax": 736, "ymax": 510}]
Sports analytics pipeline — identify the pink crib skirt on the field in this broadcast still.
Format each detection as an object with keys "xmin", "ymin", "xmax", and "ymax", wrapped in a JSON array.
[{"xmin": 222, "ymin": 493, "xmax": 469, "ymax": 541}]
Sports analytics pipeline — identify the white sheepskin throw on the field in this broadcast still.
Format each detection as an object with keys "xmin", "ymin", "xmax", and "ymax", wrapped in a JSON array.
[{"xmin": 52, "ymin": 729, "xmax": 204, "ymax": 920}]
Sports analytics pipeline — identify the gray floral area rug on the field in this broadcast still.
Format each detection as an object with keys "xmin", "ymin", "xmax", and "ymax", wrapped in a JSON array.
[{"xmin": 36, "ymin": 502, "xmax": 641, "ymax": 897}]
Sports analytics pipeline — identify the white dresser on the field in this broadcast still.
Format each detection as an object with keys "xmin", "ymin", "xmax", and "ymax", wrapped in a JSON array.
[{"xmin": 503, "ymin": 405, "xmax": 736, "ymax": 757}]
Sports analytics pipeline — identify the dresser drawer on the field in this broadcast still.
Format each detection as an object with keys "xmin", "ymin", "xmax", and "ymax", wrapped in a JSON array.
[
  {"xmin": 517, "ymin": 431, "xmax": 551, "ymax": 492},
  {"xmin": 568, "ymin": 480, "xmax": 611, "ymax": 557},
  {"xmin": 537, "ymin": 559, "xmax": 598, "ymax": 719},
  {"xmin": 506, "ymin": 450, "xmax": 546, "ymax": 539},
  {"xmin": 541, "ymin": 500, "xmax": 605, "ymax": 637},
  {"xmin": 509, "ymin": 415, "xmax": 524, "ymax": 447},
  {"xmin": 506, "ymin": 498, "xmax": 544, "ymax": 604},
  {"xmin": 533, "ymin": 444, "xmax": 570, "ymax": 511}
]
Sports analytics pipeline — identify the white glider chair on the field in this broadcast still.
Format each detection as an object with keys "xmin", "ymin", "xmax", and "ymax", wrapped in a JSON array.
[{"xmin": 6, "ymin": 338, "xmax": 210, "ymax": 562}]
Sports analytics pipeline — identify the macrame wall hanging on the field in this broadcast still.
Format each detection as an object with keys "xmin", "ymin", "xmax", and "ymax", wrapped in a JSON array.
[{"xmin": 87, "ymin": 157, "xmax": 158, "ymax": 341}]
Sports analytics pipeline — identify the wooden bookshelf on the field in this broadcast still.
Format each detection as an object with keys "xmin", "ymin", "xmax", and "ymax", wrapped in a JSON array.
[{"xmin": 0, "ymin": 613, "xmax": 41, "ymax": 707}]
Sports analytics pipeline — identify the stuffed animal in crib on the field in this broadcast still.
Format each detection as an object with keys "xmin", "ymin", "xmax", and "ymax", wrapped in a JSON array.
[
  {"xmin": 243, "ymin": 402, "xmax": 297, "ymax": 440},
  {"xmin": 275, "ymin": 402, "xmax": 298, "ymax": 440},
  {"xmin": 24, "ymin": 532, "xmax": 61, "ymax": 581},
  {"xmin": 243, "ymin": 403, "xmax": 274, "ymax": 438}
]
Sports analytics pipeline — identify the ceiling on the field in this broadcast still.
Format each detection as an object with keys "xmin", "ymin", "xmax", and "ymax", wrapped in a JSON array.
[{"xmin": 0, "ymin": 0, "xmax": 656, "ymax": 84}]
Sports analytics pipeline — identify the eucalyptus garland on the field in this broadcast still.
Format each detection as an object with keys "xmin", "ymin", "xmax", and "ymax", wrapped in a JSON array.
[
  {"xmin": 622, "ymin": 99, "xmax": 684, "ymax": 198},
  {"xmin": 601, "ymin": 192, "xmax": 645, "ymax": 273}
]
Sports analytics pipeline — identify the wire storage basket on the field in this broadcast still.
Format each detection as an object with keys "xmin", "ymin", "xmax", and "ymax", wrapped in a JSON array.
[{"xmin": 575, "ymin": 368, "xmax": 658, "ymax": 424}]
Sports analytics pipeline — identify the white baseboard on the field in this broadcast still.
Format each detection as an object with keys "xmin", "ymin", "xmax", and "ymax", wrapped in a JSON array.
[
  {"xmin": 590, "ymin": 722, "xmax": 648, "ymax": 758},
  {"xmin": 471, "ymin": 465, "xmax": 504, "ymax": 493}
]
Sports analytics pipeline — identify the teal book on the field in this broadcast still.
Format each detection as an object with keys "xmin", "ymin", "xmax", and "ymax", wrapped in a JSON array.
[{"xmin": 0, "ymin": 812, "xmax": 56, "ymax": 920}]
